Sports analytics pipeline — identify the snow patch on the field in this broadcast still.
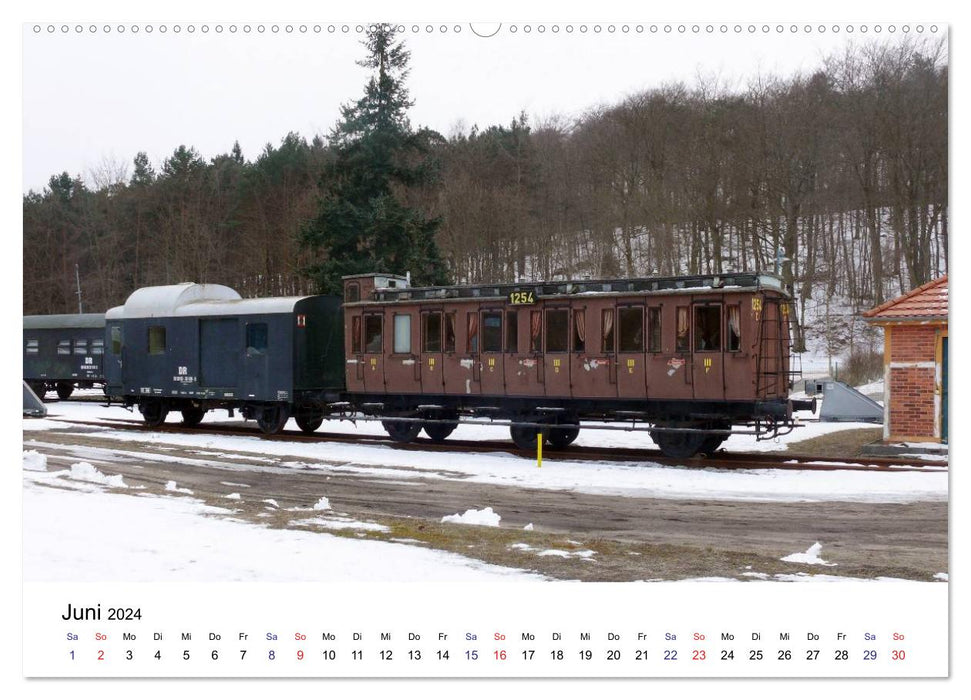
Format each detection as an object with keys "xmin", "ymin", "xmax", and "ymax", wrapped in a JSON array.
[
  {"xmin": 23, "ymin": 450, "xmax": 47, "ymax": 472},
  {"xmin": 442, "ymin": 507, "xmax": 501, "ymax": 527},
  {"xmin": 524, "ymin": 523, "xmax": 534, "ymax": 531},
  {"xmin": 313, "ymin": 496, "xmax": 331, "ymax": 511},
  {"xmin": 510, "ymin": 543, "xmax": 596, "ymax": 559},
  {"xmin": 292, "ymin": 517, "xmax": 389, "ymax": 532},
  {"xmin": 263, "ymin": 499, "xmax": 279, "ymax": 509},
  {"xmin": 165, "ymin": 481, "xmax": 193, "ymax": 495},
  {"xmin": 781, "ymin": 542, "xmax": 836, "ymax": 566},
  {"xmin": 934, "ymin": 572, "xmax": 948, "ymax": 581},
  {"xmin": 225, "ymin": 493, "xmax": 241, "ymax": 500},
  {"xmin": 70, "ymin": 462, "xmax": 127, "ymax": 488}
]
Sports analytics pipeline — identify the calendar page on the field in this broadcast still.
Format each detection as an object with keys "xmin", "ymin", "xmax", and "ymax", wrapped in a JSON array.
[{"xmin": 17, "ymin": 2, "xmax": 952, "ymax": 692}]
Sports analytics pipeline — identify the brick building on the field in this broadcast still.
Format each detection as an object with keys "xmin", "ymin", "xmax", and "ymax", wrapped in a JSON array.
[{"xmin": 863, "ymin": 276, "xmax": 948, "ymax": 443}]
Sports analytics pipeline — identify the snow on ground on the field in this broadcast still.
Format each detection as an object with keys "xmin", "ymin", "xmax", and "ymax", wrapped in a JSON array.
[
  {"xmin": 24, "ymin": 401, "xmax": 946, "ymax": 504},
  {"xmin": 69, "ymin": 461, "xmax": 128, "ymax": 488},
  {"xmin": 22, "ymin": 449, "xmax": 47, "ymax": 471},
  {"xmin": 780, "ymin": 542, "xmax": 836, "ymax": 567},
  {"xmin": 442, "ymin": 506, "xmax": 501, "ymax": 527},
  {"xmin": 511, "ymin": 543, "xmax": 596, "ymax": 559},
  {"xmin": 22, "ymin": 470, "xmax": 542, "ymax": 583}
]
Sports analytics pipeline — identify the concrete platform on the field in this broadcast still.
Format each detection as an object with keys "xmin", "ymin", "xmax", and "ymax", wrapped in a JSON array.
[{"xmin": 861, "ymin": 440, "xmax": 949, "ymax": 458}]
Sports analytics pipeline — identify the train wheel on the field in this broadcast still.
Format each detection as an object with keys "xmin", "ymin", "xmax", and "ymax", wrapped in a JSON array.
[
  {"xmin": 423, "ymin": 421, "xmax": 458, "ymax": 443},
  {"xmin": 139, "ymin": 400, "xmax": 168, "ymax": 428},
  {"xmin": 510, "ymin": 424, "xmax": 543, "ymax": 451},
  {"xmin": 547, "ymin": 423, "xmax": 580, "ymax": 450},
  {"xmin": 698, "ymin": 436, "xmax": 725, "ymax": 455},
  {"xmin": 650, "ymin": 423, "xmax": 706, "ymax": 459},
  {"xmin": 383, "ymin": 420, "xmax": 422, "ymax": 443},
  {"xmin": 181, "ymin": 407, "xmax": 206, "ymax": 428},
  {"xmin": 28, "ymin": 381, "xmax": 47, "ymax": 399},
  {"xmin": 697, "ymin": 422, "xmax": 730, "ymax": 455},
  {"xmin": 295, "ymin": 411, "xmax": 324, "ymax": 434},
  {"xmin": 56, "ymin": 382, "xmax": 74, "ymax": 400},
  {"xmin": 257, "ymin": 405, "xmax": 290, "ymax": 434}
]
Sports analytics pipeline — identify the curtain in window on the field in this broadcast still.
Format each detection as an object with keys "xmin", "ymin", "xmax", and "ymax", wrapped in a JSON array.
[
  {"xmin": 351, "ymin": 316, "xmax": 362, "ymax": 353},
  {"xmin": 602, "ymin": 309, "xmax": 613, "ymax": 348},
  {"xmin": 467, "ymin": 312, "xmax": 479, "ymax": 353},
  {"xmin": 676, "ymin": 307, "xmax": 689, "ymax": 351},
  {"xmin": 728, "ymin": 305, "xmax": 740, "ymax": 337},
  {"xmin": 574, "ymin": 309, "xmax": 585, "ymax": 343},
  {"xmin": 530, "ymin": 310, "xmax": 542, "ymax": 351}
]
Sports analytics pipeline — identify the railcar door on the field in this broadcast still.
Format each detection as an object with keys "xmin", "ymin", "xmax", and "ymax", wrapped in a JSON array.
[
  {"xmin": 345, "ymin": 311, "xmax": 365, "ymax": 394},
  {"xmin": 200, "ymin": 318, "xmax": 239, "ymax": 389},
  {"xmin": 442, "ymin": 307, "xmax": 480, "ymax": 397},
  {"xmin": 722, "ymin": 297, "xmax": 751, "ymax": 400},
  {"xmin": 691, "ymin": 301, "xmax": 725, "ymax": 401},
  {"xmin": 361, "ymin": 311, "xmax": 386, "ymax": 394},
  {"xmin": 543, "ymin": 306, "xmax": 572, "ymax": 398},
  {"xmin": 569, "ymin": 301, "xmax": 615, "ymax": 399},
  {"xmin": 504, "ymin": 306, "xmax": 543, "ymax": 397},
  {"xmin": 479, "ymin": 308, "xmax": 505, "ymax": 398},
  {"xmin": 419, "ymin": 307, "xmax": 446, "ymax": 396},
  {"xmin": 384, "ymin": 309, "xmax": 421, "ymax": 396},
  {"xmin": 616, "ymin": 304, "xmax": 648, "ymax": 400},
  {"xmin": 241, "ymin": 319, "xmax": 270, "ymax": 399},
  {"xmin": 648, "ymin": 301, "xmax": 692, "ymax": 400}
]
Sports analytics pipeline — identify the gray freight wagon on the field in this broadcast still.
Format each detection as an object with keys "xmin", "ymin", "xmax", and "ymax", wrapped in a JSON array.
[
  {"xmin": 23, "ymin": 313, "xmax": 106, "ymax": 399},
  {"xmin": 105, "ymin": 283, "xmax": 344, "ymax": 432}
]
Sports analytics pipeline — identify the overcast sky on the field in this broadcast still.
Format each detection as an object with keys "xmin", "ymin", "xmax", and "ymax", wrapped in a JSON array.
[{"xmin": 22, "ymin": 22, "xmax": 945, "ymax": 193}]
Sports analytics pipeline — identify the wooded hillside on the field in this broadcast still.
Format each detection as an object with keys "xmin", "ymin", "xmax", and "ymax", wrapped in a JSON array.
[{"xmin": 24, "ymin": 36, "xmax": 946, "ymax": 353}]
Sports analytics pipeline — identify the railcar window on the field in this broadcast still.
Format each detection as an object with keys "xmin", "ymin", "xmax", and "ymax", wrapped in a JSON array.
[
  {"xmin": 57, "ymin": 340, "xmax": 71, "ymax": 355},
  {"xmin": 26, "ymin": 339, "xmax": 39, "ymax": 354},
  {"xmin": 393, "ymin": 314, "xmax": 412, "ymax": 354},
  {"xmin": 466, "ymin": 312, "xmax": 479, "ymax": 353},
  {"xmin": 364, "ymin": 316, "xmax": 383, "ymax": 353},
  {"xmin": 505, "ymin": 310, "xmax": 518, "ymax": 352},
  {"xmin": 246, "ymin": 323, "xmax": 268, "ymax": 355},
  {"xmin": 351, "ymin": 316, "xmax": 362, "ymax": 353},
  {"xmin": 601, "ymin": 309, "xmax": 615, "ymax": 353},
  {"xmin": 618, "ymin": 307, "xmax": 644, "ymax": 353},
  {"xmin": 676, "ymin": 307, "xmax": 690, "ymax": 353},
  {"xmin": 482, "ymin": 312, "xmax": 502, "ymax": 352},
  {"xmin": 148, "ymin": 326, "xmax": 166, "ymax": 355},
  {"xmin": 694, "ymin": 306, "xmax": 722, "ymax": 352},
  {"xmin": 91, "ymin": 338, "xmax": 104, "ymax": 355},
  {"xmin": 546, "ymin": 309, "xmax": 568, "ymax": 353},
  {"xmin": 573, "ymin": 309, "xmax": 586, "ymax": 352},
  {"xmin": 74, "ymin": 339, "xmax": 88, "ymax": 355},
  {"xmin": 530, "ymin": 311, "xmax": 542, "ymax": 352},
  {"xmin": 345, "ymin": 283, "xmax": 360, "ymax": 303},
  {"xmin": 727, "ymin": 305, "xmax": 741, "ymax": 352},
  {"xmin": 647, "ymin": 307, "xmax": 662, "ymax": 352},
  {"xmin": 110, "ymin": 326, "xmax": 122, "ymax": 354},
  {"xmin": 444, "ymin": 313, "xmax": 456, "ymax": 352},
  {"xmin": 422, "ymin": 312, "xmax": 442, "ymax": 353}
]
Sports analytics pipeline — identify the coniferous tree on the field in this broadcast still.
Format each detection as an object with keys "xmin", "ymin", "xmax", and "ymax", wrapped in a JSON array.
[{"xmin": 300, "ymin": 23, "xmax": 449, "ymax": 294}]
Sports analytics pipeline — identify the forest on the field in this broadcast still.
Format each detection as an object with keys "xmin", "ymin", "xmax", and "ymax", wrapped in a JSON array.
[{"xmin": 23, "ymin": 34, "xmax": 947, "ymax": 358}]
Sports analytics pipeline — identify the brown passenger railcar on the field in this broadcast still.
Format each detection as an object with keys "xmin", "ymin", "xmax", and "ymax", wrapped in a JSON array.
[{"xmin": 341, "ymin": 272, "xmax": 809, "ymax": 458}]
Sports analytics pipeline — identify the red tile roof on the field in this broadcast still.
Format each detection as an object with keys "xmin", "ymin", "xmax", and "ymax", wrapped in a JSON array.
[{"xmin": 863, "ymin": 275, "xmax": 948, "ymax": 322}]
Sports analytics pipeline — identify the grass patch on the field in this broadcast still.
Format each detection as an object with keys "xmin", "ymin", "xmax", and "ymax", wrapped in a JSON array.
[{"xmin": 785, "ymin": 427, "xmax": 883, "ymax": 458}]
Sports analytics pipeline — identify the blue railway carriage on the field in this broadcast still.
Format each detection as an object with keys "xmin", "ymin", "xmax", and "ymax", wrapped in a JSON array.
[
  {"xmin": 23, "ymin": 313, "xmax": 106, "ymax": 399},
  {"xmin": 105, "ymin": 283, "xmax": 343, "ymax": 432}
]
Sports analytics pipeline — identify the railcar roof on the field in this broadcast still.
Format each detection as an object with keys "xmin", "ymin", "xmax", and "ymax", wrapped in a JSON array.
[
  {"xmin": 112, "ymin": 282, "xmax": 317, "ymax": 319},
  {"xmin": 361, "ymin": 272, "xmax": 785, "ymax": 304},
  {"xmin": 23, "ymin": 313, "xmax": 106, "ymax": 329}
]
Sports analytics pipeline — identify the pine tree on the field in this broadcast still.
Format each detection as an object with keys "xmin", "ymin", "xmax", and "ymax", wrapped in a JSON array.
[{"xmin": 300, "ymin": 23, "xmax": 449, "ymax": 294}]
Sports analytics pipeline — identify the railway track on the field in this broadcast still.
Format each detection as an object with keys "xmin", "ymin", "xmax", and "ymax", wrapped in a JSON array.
[{"xmin": 49, "ymin": 415, "xmax": 947, "ymax": 473}]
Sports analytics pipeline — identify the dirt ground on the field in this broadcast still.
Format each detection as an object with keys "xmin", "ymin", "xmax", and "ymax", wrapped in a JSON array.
[{"xmin": 24, "ymin": 425, "xmax": 947, "ymax": 582}]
